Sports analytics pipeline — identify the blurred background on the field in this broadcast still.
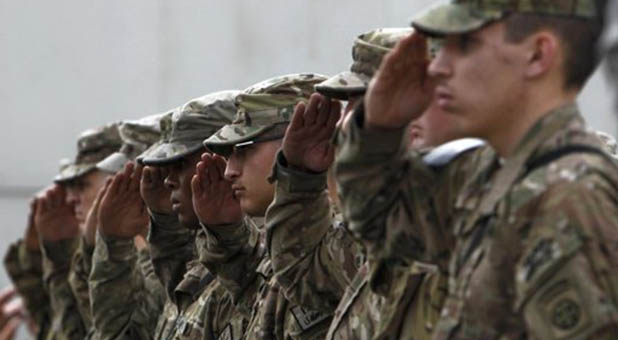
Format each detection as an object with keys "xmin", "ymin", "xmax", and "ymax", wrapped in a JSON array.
[{"xmin": 0, "ymin": 1, "xmax": 615, "ymax": 336}]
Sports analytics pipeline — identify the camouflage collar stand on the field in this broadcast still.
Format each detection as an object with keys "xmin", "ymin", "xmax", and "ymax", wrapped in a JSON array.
[{"xmin": 412, "ymin": 0, "xmax": 599, "ymax": 36}]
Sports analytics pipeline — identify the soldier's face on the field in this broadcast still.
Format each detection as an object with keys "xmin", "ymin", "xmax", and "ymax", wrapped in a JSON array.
[
  {"xmin": 164, "ymin": 151, "xmax": 202, "ymax": 229},
  {"xmin": 427, "ymin": 22, "xmax": 526, "ymax": 141},
  {"xmin": 65, "ymin": 170, "xmax": 111, "ymax": 226},
  {"xmin": 224, "ymin": 139, "xmax": 280, "ymax": 217}
]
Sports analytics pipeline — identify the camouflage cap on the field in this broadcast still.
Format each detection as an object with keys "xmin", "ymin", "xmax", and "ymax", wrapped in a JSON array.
[
  {"xmin": 97, "ymin": 112, "xmax": 170, "ymax": 173},
  {"xmin": 140, "ymin": 90, "xmax": 240, "ymax": 166},
  {"xmin": 203, "ymin": 73, "xmax": 327, "ymax": 150},
  {"xmin": 54, "ymin": 123, "xmax": 122, "ymax": 183},
  {"xmin": 316, "ymin": 28, "xmax": 413, "ymax": 100},
  {"xmin": 412, "ymin": 0, "xmax": 600, "ymax": 36}
]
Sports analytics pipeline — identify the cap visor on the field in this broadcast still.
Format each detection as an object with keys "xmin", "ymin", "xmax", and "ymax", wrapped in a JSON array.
[
  {"xmin": 203, "ymin": 124, "xmax": 270, "ymax": 147},
  {"xmin": 54, "ymin": 164, "xmax": 96, "ymax": 184},
  {"xmin": 411, "ymin": 3, "xmax": 500, "ymax": 36},
  {"xmin": 315, "ymin": 71, "xmax": 370, "ymax": 100},
  {"xmin": 96, "ymin": 152, "xmax": 130, "ymax": 173}
]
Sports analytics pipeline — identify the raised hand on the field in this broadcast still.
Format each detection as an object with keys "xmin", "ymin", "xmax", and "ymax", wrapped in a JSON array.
[
  {"xmin": 24, "ymin": 198, "xmax": 40, "ymax": 251},
  {"xmin": 283, "ymin": 94, "xmax": 342, "ymax": 173},
  {"xmin": 365, "ymin": 32, "xmax": 434, "ymax": 129},
  {"xmin": 35, "ymin": 185, "xmax": 80, "ymax": 242},
  {"xmin": 99, "ymin": 162, "xmax": 149, "ymax": 239},
  {"xmin": 81, "ymin": 179, "xmax": 111, "ymax": 246},
  {"xmin": 140, "ymin": 165, "xmax": 173, "ymax": 214},
  {"xmin": 191, "ymin": 153, "xmax": 242, "ymax": 225}
]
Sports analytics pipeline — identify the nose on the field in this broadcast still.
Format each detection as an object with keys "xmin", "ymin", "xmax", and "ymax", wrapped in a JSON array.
[
  {"xmin": 164, "ymin": 167, "xmax": 179, "ymax": 190},
  {"xmin": 427, "ymin": 48, "xmax": 452, "ymax": 80},
  {"xmin": 65, "ymin": 187, "xmax": 80, "ymax": 206},
  {"xmin": 224, "ymin": 154, "xmax": 241, "ymax": 182}
]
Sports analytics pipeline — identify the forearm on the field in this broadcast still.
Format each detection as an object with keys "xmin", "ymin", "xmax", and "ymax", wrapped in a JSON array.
[
  {"xmin": 68, "ymin": 236, "xmax": 95, "ymax": 330},
  {"xmin": 267, "ymin": 152, "xmax": 362, "ymax": 312}
]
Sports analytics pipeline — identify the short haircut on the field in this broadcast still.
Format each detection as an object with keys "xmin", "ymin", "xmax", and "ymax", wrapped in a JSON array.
[{"xmin": 503, "ymin": 5, "xmax": 605, "ymax": 90}]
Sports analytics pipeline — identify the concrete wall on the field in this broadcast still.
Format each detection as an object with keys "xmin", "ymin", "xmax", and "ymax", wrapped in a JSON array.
[{"xmin": 0, "ymin": 1, "xmax": 615, "ymax": 337}]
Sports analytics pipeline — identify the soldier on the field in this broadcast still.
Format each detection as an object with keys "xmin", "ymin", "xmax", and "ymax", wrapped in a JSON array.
[
  {"xmin": 335, "ymin": 0, "xmax": 618, "ymax": 339},
  {"xmin": 91, "ymin": 91, "xmax": 245, "ymax": 340},
  {"xmin": 40, "ymin": 123, "xmax": 122, "ymax": 340},
  {"xmin": 198, "ymin": 73, "xmax": 341, "ymax": 340},
  {"xmin": 66, "ymin": 113, "xmax": 167, "ymax": 340}
]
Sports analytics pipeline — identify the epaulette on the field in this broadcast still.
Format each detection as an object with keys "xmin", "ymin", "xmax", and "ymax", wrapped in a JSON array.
[{"xmin": 423, "ymin": 138, "xmax": 486, "ymax": 168}]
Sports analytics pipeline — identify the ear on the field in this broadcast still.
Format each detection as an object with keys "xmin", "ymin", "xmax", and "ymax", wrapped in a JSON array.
[{"xmin": 523, "ymin": 31, "xmax": 559, "ymax": 80}]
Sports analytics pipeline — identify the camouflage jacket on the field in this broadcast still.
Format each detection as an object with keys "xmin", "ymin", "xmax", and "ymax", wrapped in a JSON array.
[
  {"xmin": 4, "ymin": 239, "xmax": 52, "ymax": 340},
  {"xmin": 68, "ymin": 237, "xmax": 95, "ymax": 332},
  {"xmin": 200, "ymin": 218, "xmax": 331, "ymax": 340},
  {"xmin": 41, "ymin": 237, "xmax": 87, "ymax": 340},
  {"xmin": 266, "ymin": 150, "xmax": 446, "ymax": 340},
  {"xmin": 266, "ymin": 151, "xmax": 363, "ymax": 313},
  {"xmin": 90, "ymin": 231, "xmax": 166, "ymax": 340},
  {"xmin": 336, "ymin": 103, "xmax": 618, "ymax": 339}
]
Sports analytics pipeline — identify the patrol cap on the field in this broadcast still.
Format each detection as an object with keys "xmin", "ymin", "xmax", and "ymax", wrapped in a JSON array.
[
  {"xmin": 97, "ymin": 112, "xmax": 169, "ymax": 173},
  {"xmin": 315, "ymin": 28, "xmax": 413, "ymax": 100},
  {"xmin": 54, "ymin": 123, "xmax": 122, "ymax": 184},
  {"xmin": 203, "ymin": 74, "xmax": 327, "ymax": 154},
  {"xmin": 140, "ymin": 90, "xmax": 240, "ymax": 166},
  {"xmin": 412, "ymin": 0, "xmax": 600, "ymax": 36}
]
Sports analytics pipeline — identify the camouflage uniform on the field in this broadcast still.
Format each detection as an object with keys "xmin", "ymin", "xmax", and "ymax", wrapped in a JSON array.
[
  {"xmin": 42, "ymin": 123, "xmax": 122, "ymax": 340},
  {"xmin": 309, "ymin": 28, "xmax": 447, "ymax": 340},
  {"xmin": 85, "ymin": 112, "xmax": 170, "ymax": 340},
  {"xmin": 138, "ymin": 90, "xmax": 246, "ymax": 340},
  {"xmin": 335, "ymin": 1, "xmax": 618, "ymax": 339},
  {"xmin": 203, "ymin": 74, "xmax": 336, "ymax": 340},
  {"xmin": 3, "ymin": 239, "xmax": 51, "ymax": 339}
]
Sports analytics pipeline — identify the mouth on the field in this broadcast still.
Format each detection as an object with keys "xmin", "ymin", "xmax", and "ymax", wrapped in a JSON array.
[
  {"xmin": 434, "ymin": 86, "xmax": 454, "ymax": 109},
  {"xmin": 171, "ymin": 199, "xmax": 181, "ymax": 212},
  {"xmin": 231, "ymin": 185, "xmax": 245, "ymax": 199}
]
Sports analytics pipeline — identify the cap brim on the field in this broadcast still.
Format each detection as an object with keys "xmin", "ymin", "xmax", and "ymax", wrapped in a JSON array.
[
  {"xmin": 314, "ymin": 71, "xmax": 370, "ymax": 100},
  {"xmin": 54, "ymin": 164, "xmax": 97, "ymax": 184},
  {"xmin": 203, "ymin": 124, "xmax": 271, "ymax": 147},
  {"xmin": 140, "ymin": 141, "xmax": 205, "ymax": 166},
  {"xmin": 411, "ymin": 3, "xmax": 502, "ymax": 36},
  {"xmin": 96, "ymin": 152, "xmax": 130, "ymax": 173}
]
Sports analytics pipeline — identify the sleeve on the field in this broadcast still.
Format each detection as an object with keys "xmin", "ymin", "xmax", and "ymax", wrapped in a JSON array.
[
  {"xmin": 89, "ymin": 232, "xmax": 165, "ymax": 340},
  {"xmin": 147, "ymin": 212, "xmax": 196, "ymax": 300},
  {"xmin": 68, "ymin": 237, "xmax": 95, "ymax": 330},
  {"xmin": 41, "ymin": 237, "xmax": 87, "ymax": 340},
  {"xmin": 199, "ymin": 218, "xmax": 264, "ymax": 318},
  {"xmin": 515, "ymin": 174, "xmax": 618, "ymax": 339},
  {"xmin": 3, "ymin": 240, "xmax": 51, "ymax": 338},
  {"xmin": 266, "ymin": 151, "xmax": 363, "ymax": 313}
]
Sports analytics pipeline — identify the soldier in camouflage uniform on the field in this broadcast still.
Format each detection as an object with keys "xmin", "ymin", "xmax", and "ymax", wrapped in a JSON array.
[
  {"xmin": 92, "ymin": 91, "xmax": 245, "ymax": 340},
  {"xmin": 38, "ymin": 123, "xmax": 122, "ymax": 340},
  {"xmin": 199, "ymin": 74, "xmax": 340, "ymax": 340},
  {"xmin": 335, "ymin": 0, "xmax": 618, "ymax": 338},
  {"xmin": 267, "ymin": 28, "xmax": 460, "ymax": 340},
  {"xmin": 65, "ymin": 113, "xmax": 168, "ymax": 340}
]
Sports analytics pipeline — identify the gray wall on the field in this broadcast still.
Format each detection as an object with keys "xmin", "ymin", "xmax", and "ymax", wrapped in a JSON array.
[{"xmin": 0, "ymin": 1, "xmax": 615, "ymax": 336}]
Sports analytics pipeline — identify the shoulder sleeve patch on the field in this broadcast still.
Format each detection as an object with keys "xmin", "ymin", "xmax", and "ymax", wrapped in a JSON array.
[
  {"xmin": 423, "ymin": 138, "xmax": 486, "ymax": 168},
  {"xmin": 290, "ymin": 305, "xmax": 330, "ymax": 331}
]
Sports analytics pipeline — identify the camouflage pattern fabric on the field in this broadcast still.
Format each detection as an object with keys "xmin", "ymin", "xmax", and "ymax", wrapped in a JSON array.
[
  {"xmin": 315, "ymin": 28, "xmax": 412, "ymax": 100},
  {"xmin": 3, "ymin": 240, "xmax": 52, "ymax": 339},
  {"xmin": 41, "ymin": 238, "xmax": 87, "ymax": 340},
  {"xmin": 412, "ymin": 0, "xmax": 600, "ymax": 35},
  {"xmin": 97, "ymin": 111, "xmax": 171, "ymax": 173},
  {"xmin": 140, "ymin": 91, "xmax": 240, "ymax": 165},
  {"xmin": 90, "ymin": 231, "xmax": 166, "ymax": 340},
  {"xmin": 68, "ymin": 237, "xmax": 95, "ymax": 331},
  {"xmin": 335, "ymin": 102, "xmax": 618, "ymax": 339},
  {"xmin": 204, "ymin": 73, "xmax": 327, "ymax": 149},
  {"xmin": 55, "ymin": 123, "xmax": 123, "ymax": 183}
]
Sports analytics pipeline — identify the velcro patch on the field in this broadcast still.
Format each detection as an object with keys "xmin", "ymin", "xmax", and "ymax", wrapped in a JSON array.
[{"xmin": 290, "ymin": 306, "xmax": 330, "ymax": 331}]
